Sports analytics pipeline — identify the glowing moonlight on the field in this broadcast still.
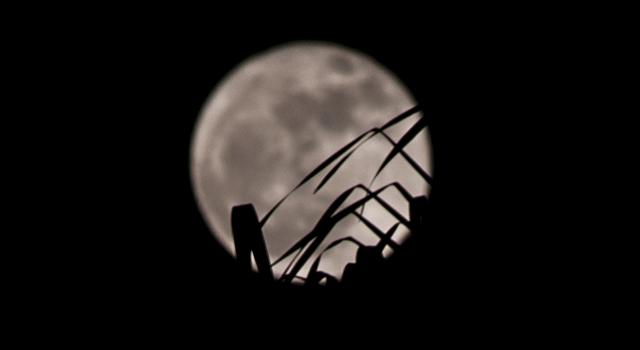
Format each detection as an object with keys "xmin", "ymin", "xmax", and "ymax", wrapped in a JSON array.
[{"xmin": 191, "ymin": 42, "xmax": 432, "ymax": 280}]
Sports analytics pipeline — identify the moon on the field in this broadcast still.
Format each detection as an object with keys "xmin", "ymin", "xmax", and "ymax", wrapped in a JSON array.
[{"xmin": 191, "ymin": 41, "xmax": 432, "ymax": 281}]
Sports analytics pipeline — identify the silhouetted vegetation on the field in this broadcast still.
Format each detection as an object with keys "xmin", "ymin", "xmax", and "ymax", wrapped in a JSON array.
[{"xmin": 231, "ymin": 105, "xmax": 431, "ymax": 287}]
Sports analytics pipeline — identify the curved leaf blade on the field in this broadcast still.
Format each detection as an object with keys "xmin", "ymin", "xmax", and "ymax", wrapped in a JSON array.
[
  {"xmin": 372, "ymin": 116, "xmax": 428, "ymax": 184},
  {"xmin": 259, "ymin": 130, "xmax": 373, "ymax": 227},
  {"xmin": 259, "ymin": 105, "xmax": 422, "ymax": 227}
]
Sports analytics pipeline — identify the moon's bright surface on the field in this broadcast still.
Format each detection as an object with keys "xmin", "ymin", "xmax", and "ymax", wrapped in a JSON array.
[{"xmin": 191, "ymin": 42, "xmax": 432, "ymax": 281}]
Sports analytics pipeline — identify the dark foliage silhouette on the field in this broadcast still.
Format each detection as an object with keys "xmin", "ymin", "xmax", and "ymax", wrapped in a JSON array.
[{"xmin": 231, "ymin": 105, "xmax": 431, "ymax": 287}]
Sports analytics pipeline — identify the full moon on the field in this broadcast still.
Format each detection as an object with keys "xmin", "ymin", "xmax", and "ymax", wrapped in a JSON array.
[{"xmin": 191, "ymin": 41, "xmax": 432, "ymax": 281}]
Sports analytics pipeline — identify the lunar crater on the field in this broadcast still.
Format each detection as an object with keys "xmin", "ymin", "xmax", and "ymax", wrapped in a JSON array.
[{"xmin": 328, "ymin": 53, "xmax": 355, "ymax": 75}]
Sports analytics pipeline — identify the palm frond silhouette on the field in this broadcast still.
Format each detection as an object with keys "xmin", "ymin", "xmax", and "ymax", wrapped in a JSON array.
[{"xmin": 231, "ymin": 105, "xmax": 431, "ymax": 286}]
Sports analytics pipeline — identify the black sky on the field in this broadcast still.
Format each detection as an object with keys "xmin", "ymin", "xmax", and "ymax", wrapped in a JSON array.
[{"xmin": 9, "ymin": 9, "xmax": 603, "ymax": 329}]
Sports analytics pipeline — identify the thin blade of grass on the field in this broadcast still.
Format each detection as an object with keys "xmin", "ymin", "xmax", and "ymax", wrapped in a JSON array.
[
  {"xmin": 272, "ymin": 187, "xmax": 357, "ymax": 271},
  {"xmin": 281, "ymin": 183, "xmax": 409, "ymax": 282},
  {"xmin": 260, "ymin": 105, "xmax": 422, "ymax": 227},
  {"xmin": 305, "ymin": 253, "xmax": 323, "ymax": 285},
  {"xmin": 313, "ymin": 145, "xmax": 362, "ymax": 194},
  {"xmin": 376, "ymin": 130, "xmax": 432, "ymax": 184},
  {"xmin": 276, "ymin": 184, "xmax": 411, "ymax": 271},
  {"xmin": 259, "ymin": 130, "xmax": 373, "ymax": 227},
  {"xmin": 322, "ymin": 236, "xmax": 364, "ymax": 254},
  {"xmin": 342, "ymin": 184, "xmax": 411, "ymax": 228},
  {"xmin": 386, "ymin": 222, "xmax": 401, "ymax": 238},
  {"xmin": 362, "ymin": 181, "xmax": 415, "ymax": 202},
  {"xmin": 313, "ymin": 107, "xmax": 424, "ymax": 194},
  {"xmin": 264, "ymin": 106, "xmax": 424, "ymax": 279},
  {"xmin": 270, "ymin": 227, "xmax": 315, "ymax": 267},
  {"xmin": 352, "ymin": 212, "xmax": 401, "ymax": 251},
  {"xmin": 375, "ymin": 222, "xmax": 401, "ymax": 251},
  {"xmin": 280, "ymin": 186, "xmax": 364, "ymax": 282},
  {"xmin": 371, "ymin": 116, "xmax": 428, "ymax": 185},
  {"xmin": 360, "ymin": 173, "xmax": 418, "ymax": 216},
  {"xmin": 380, "ymin": 105, "xmax": 422, "ymax": 130},
  {"xmin": 280, "ymin": 243, "xmax": 305, "ymax": 276},
  {"xmin": 280, "ymin": 224, "xmax": 330, "ymax": 283}
]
